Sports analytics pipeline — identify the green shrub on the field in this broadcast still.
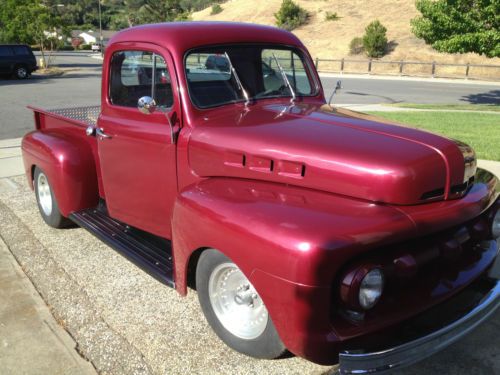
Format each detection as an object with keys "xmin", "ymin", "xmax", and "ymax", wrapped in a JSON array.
[
  {"xmin": 349, "ymin": 36, "xmax": 364, "ymax": 55},
  {"xmin": 274, "ymin": 0, "xmax": 309, "ymax": 31},
  {"xmin": 79, "ymin": 44, "xmax": 92, "ymax": 50},
  {"xmin": 210, "ymin": 3, "xmax": 222, "ymax": 15},
  {"xmin": 362, "ymin": 20, "xmax": 387, "ymax": 58},
  {"xmin": 325, "ymin": 11, "xmax": 340, "ymax": 21}
]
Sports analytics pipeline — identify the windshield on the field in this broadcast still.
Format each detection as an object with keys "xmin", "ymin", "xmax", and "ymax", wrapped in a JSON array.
[{"xmin": 185, "ymin": 45, "xmax": 317, "ymax": 108}]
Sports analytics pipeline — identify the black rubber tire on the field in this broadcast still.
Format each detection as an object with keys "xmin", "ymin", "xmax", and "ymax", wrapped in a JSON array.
[
  {"xmin": 196, "ymin": 249, "xmax": 287, "ymax": 359},
  {"xmin": 34, "ymin": 167, "xmax": 71, "ymax": 228},
  {"xmin": 14, "ymin": 65, "xmax": 29, "ymax": 79}
]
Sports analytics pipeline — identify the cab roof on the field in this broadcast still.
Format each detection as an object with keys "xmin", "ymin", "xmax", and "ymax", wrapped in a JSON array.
[{"xmin": 109, "ymin": 22, "xmax": 305, "ymax": 57}]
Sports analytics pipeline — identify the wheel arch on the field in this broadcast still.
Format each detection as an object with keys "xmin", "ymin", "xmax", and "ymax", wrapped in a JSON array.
[{"xmin": 183, "ymin": 245, "xmax": 257, "ymax": 293}]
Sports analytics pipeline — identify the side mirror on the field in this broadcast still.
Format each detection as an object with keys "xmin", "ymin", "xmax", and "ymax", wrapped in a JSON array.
[
  {"xmin": 138, "ymin": 96, "xmax": 157, "ymax": 115},
  {"xmin": 328, "ymin": 80, "xmax": 343, "ymax": 107}
]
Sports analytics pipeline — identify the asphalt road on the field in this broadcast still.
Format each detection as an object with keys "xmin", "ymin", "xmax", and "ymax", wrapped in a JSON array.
[{"xmin": 0, "ymin": 51, "xmax": 498, "ymax": 140}]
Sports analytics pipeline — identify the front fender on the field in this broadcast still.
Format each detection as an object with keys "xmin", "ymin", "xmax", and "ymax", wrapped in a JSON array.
[
  {"xmin": 172, "ymin": 178, "xmax": 417, "ymax": 291},
  {"xmin": 22, "ymin": 131, "xmax": 99, "ymax": 216},
  {"xmin": 173, "ymin": 177, "xmax": 417, "ymax": 286},
  {"xmin": 171, "ymin": 177, "xmax": 416, "ymax": 358}
]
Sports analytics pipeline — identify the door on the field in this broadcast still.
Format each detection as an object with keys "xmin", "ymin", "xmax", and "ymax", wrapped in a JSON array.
[{"xmin": 97, "ymin": 44, "xmax": 181, "ymax": 239}]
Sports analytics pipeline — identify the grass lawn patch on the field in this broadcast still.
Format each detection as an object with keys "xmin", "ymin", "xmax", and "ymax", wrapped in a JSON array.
[
  {"xmin": 367, "ymin": 111, "xmax": 500, "ymax": 161},
  {"xmin": 383, "ymin": 103, "xmax": 500, "ymax": 112}
]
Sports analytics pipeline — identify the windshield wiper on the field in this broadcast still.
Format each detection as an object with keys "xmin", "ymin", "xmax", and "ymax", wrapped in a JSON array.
[
  {"xmin": 224, "ymin": 52, "xmax": 250, "ymax": 106},
  {"xmin": 272, "ymin": 53, "xmax": 296, "ymax": 103}
]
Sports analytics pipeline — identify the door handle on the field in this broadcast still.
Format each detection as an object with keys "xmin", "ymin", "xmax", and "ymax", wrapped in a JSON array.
[
  {"xmin": 86, "ymin": 126, "xmax": 111, "ymax": 139},
  {"xmin": 96, "ymin": 128, "xmax": 112, "ymax": 139}
]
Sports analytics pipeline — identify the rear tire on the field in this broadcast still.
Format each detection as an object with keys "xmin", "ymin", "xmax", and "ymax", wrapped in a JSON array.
[
  {"xmin": 34, "ymin": 167, "xmax": 71, "ymax": 228},
  {"xmin": 14, "ymin": 65, "xmax": 29, "ymax": 79},
  {"xmin": 196, "ymin": 249, "xmax": 286, "ymax": 359}
]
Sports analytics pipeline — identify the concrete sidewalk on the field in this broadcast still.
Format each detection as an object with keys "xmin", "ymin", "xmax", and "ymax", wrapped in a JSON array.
[
  {"xmin": 0, "ymin": 138, "xmax": 23, "ymax": 178},
  {"xmin": 0, "ymin": 235, "xmax": 96, "ymax": 375}
]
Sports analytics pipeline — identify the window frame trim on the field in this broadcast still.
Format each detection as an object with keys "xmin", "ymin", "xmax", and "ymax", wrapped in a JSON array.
[{"xmin": 108, "ymin": 49, "xmax": 174, "ymax": 111}]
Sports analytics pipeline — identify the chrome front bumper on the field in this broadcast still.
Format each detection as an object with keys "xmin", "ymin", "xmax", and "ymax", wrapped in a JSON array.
[{"xmin": 337, "ymin": 278, "xmax": 500, "ymax": 374}]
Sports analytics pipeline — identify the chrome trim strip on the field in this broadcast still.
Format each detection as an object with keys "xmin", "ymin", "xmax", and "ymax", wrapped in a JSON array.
[{"xmin": 338, "ymin": 279, "xmax": 500, "ymax": 374}]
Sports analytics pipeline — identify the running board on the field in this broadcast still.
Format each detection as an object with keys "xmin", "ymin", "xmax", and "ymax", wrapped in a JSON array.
[{"xmin": 69, "ymin": 208, "xmax": 174, "ymax": 287}]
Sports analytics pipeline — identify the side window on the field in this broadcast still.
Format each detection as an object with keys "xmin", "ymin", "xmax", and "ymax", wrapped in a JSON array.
[
  {"xmin": 109, "ymin": 50, "xmax": 173, "ymax": 109},
  {"xmin": 0, "ymin": 46, "xmax": 14, "ymax": 56},
  {"xmin": 12, "ymin": 46, "xmax": 30, "ymax": 55}
]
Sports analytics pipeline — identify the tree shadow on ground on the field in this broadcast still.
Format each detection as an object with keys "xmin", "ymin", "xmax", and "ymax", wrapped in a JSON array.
[
  {"xmin": 461, "ymin": 90, "xmax": 500, "ymax": 105},
  {"xmin": 385, "ymin": 40, "xmax": 399, "ymax": 54}
]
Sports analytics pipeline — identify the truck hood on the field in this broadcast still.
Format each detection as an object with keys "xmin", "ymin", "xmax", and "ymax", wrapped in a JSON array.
[{"xmin": 188, "ymin": 102, "xmax": 475, "ymax": 205}]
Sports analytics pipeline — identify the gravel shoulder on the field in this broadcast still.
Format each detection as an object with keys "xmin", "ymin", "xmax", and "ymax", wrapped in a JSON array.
[{"xmin": 0, "ymin": 175, "xmax": 499, "ymax": 375}]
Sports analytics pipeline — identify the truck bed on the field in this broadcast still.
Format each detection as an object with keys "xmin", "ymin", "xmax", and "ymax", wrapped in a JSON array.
[{"xmin": 29, "ymin": 105, "xmax": 100, "ymax": 128}]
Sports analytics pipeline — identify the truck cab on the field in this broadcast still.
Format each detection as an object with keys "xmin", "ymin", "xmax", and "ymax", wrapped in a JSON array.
[{"xmin": 21, "ymin": 22, "xmax": 500, "ymax": 373}]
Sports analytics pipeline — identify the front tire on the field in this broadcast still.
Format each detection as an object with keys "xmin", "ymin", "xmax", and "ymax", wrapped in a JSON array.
[
  {"xmin": 34, "ymin": 167, "xmax": 71, "ymax": 228},
  {"xmin": 196, "ymin": 249, "xmax": 286, "ymax": 359}
]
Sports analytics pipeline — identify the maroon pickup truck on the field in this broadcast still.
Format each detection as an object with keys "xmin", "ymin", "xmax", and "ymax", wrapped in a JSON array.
[{"xmin": 22, "ymin": 22, "xmax": 499, "ymax": 373}]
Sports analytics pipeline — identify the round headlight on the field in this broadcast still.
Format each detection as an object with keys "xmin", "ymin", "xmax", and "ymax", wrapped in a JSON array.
[
  {"xmin": 359, "ymin": 268, "xmax": 384, "ymax": 310},
  {"xmin": 492, "ymin": 209, "xmax": 500, "ymax": 239}
]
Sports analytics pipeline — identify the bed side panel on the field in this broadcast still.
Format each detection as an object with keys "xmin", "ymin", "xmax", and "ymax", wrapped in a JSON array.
[{"xmin": 22, "ymin": 130, "xmax": 99, "ymax": 216}]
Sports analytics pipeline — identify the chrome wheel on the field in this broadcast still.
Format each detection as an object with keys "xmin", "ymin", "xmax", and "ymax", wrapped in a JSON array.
[
  {"xmin": 208, "ymin": 262, "xmax": 268, "ymax": 340},
  {"xmin": 16, "ymin": 66, "xmax": 28, "ymax": 79},
  {"xmin": 37, "ymin": 172, "xmax": 53, "ymax": 216}
]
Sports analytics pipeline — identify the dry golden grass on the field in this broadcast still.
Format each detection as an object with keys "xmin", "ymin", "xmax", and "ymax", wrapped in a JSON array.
[{"xmin": 192, "ymin": 0, "xmax": 500, "ymax": 79}]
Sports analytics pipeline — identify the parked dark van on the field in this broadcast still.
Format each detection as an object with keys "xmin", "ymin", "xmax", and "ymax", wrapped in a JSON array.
[{"xmin": 0, "ymin": 44, "xmax": 38, "ymax": 79}]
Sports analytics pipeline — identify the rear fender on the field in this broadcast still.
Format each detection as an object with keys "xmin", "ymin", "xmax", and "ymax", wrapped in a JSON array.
[{"xmin": 22, "ymin": 131, "xmax": 99, "ymax": 216}]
